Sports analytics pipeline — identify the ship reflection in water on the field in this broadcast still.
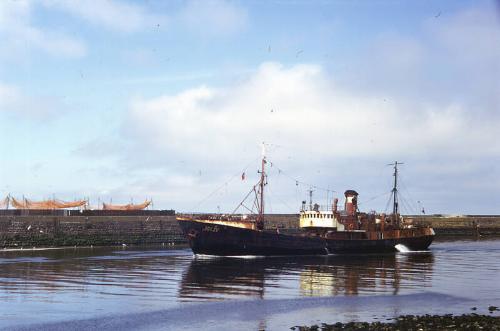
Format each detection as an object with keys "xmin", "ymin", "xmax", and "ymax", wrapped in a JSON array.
[
  {"xmin": 178, "ymin": 252, "xmax": 434, "ymax": 301},
  {"xmin": 299, "ymin": 253, "xmax": 434, "ymax": 296}
]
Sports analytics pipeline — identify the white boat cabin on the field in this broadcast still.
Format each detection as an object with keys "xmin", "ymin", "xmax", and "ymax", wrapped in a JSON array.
[
  {"xmin": 299, "ymin": 190, "xmax": 360, "ymax": 231},
  {"xmin": 299, "ymin": 210, "xmax": 345, "ymax": 231}
]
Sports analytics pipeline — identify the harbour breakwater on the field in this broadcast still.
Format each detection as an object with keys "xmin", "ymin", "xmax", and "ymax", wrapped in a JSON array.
[{"xmin": 0, "ymin": 213, "xmax": 499, "ymax": 248}]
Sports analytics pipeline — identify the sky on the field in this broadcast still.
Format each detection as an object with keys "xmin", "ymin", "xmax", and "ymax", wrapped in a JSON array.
[{"xmin": 0, "ymin": 0, "xmax": 499, "ymax": 215}]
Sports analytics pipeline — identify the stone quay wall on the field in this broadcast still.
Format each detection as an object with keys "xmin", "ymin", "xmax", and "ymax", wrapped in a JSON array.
[
  {"xmin": 416, "ymin": 215, "xmax": 500, "ymax": 236},
  {"xmin": 0, "ymin": 215, "xmax": 182, "ymax": 248},
  {"xmin": 0, "ymin": 214, "xmax": 499, "ymax": 248}
]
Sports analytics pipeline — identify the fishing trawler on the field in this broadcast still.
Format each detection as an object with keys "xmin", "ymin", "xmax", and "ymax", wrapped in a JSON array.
[{"xmin": 177, "ymin": 150, "xmax": 434, "ymax": 256}]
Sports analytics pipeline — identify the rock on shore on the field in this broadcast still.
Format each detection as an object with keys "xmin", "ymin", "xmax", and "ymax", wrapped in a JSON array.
[{"xmin": 291, "ymin": 314, "xmax": 500, "ymax": 331}]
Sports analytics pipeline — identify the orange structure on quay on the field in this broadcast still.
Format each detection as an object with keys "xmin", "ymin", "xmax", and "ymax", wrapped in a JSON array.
[{"xmin": 0, "ymin": 196, "xmax": 151, "ymax": 211}]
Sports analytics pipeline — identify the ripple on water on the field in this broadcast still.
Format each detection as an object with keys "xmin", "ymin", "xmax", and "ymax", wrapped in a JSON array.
[{"xmin": 0, "ymin": 241, "xmax": 499, "ymax": 329}]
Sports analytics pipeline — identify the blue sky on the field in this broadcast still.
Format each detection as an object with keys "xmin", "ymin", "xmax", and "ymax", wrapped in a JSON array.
[{"xmin": 1, "ymin": 0, "xmax": 499, "ymax": 214}]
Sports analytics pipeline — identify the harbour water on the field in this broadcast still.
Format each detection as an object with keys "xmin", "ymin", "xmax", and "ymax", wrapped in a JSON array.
[{"xmin": 1, "ymin": 238, "xmax": 499, "ymax": 330}]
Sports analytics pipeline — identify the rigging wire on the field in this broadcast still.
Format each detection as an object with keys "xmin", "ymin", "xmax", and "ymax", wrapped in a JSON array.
[
  {"xmin": 266, "ymin": 185, "xmax": 296, "ymax": 211},
  {"xmin": 398, "ymin": 174, "xmax": 420, "ymax": 214},
  {"xmin": 194, "ymin": 154, "xmax": 411, "ymax": 214},
  {"xmin": 384, "ymin": 191, "xmax": 394, "ymax": 213},
  {"xmin": 253, "ymin": 188, "xmax": 260, "ymax": 212},
  {"xmin": 267, "ymin": 161, "xmax": 336, "ymax": 193},
  {"xmin": 231, "ymin": 182, "xmax": 259, "ymax": 215},
  {"xmin": 357, "ymin": 191, "xmax": 392, "ymax": 207},
  {"xmin": 192, "ymin": 156, "xmax": 260, "ymax": 211},
  {"xmin": 399, "ymin": 191, "xmax": 418, "ymax": 215},
  {"xmin": 240, "ymin": 202, "xmax": 255, "ymax": 214}
]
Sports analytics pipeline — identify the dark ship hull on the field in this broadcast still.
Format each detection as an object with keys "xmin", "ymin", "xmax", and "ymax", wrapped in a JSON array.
[{"xmin": 178, "ymin": 219, "xmax": 434, "ymax": 256}]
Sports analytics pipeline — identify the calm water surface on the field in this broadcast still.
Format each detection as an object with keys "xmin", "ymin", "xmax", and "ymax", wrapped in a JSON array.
[{"xmin": 1, "ymin": 238, "xmax": 499, "ymax": 330}]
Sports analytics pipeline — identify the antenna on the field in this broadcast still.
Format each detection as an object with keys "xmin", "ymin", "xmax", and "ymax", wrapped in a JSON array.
[{"xmin": 308, "ymin": 187, "xmax": 314, "ymax": 210}]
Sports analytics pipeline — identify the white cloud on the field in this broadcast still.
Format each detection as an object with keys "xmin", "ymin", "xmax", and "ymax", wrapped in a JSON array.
[
  {"xmin": 18, "ymin": 25, "xmax": 86, "ymax": 57},
  {"xmin": 178, "ymin": 0, "xmax": 248, "ymax": 37},
  {"xmin": 115, "ymin": 59, "xmax": 500, "ymax": 212},
  {"xmin": 0, "ymin": 0, "xmax": 86, "ymax": 59},
  {"xmin": 42, "ymin": 0, "xmax": 167, "ymax": 32},
  {"xmin": 125, "ymin": 62, "xmax": 497, "ymax": 166},
  {"xmin": 425, "ymin": 7, "xmax": 500, "ymax": 63},
  {"xmin": 345, "ymin": 5, "xmax": 500, "ymax": 118},
  {"xmin": 0, "ymin": 81, "xmax": 64, "ymax": 119},
  {"xmin": 121, "ymin": 49, "xmax": 158, "ymax": 67},
  {"xmin": 0, "ymin": 83, "xmax": 20, "ymax": 108},
  {"xmin": 11, "ymin": 3, "xmax": 494, "ymax": 214}
]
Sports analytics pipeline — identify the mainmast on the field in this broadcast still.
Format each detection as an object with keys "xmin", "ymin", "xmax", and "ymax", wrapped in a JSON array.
[
  {"xmin": 257, "ymin": 143, "xmax": 267, "ymax": 230},
  {"xmin": 389, "ymin": 161, "xmax": 403, "ymax": 216}
]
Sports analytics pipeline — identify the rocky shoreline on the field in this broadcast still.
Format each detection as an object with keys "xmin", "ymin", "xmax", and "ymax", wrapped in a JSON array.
[{"xmin": 291, "ymin": 312, "xmax": 500, "ymax": 330}]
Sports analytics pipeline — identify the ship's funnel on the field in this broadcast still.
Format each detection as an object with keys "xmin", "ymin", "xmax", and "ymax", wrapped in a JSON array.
[{"xmin": 344, "ymin": 190, "xmax": 358, "ymax": 216}]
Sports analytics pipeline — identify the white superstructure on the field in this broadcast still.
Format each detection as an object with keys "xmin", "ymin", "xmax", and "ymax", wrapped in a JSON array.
[{"xmin": 299, "ymin": 210, "xmax": 345, "ymax": 231}]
